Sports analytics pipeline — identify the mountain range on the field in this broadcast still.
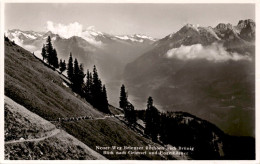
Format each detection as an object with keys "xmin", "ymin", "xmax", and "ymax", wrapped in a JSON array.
[
  {"xmin": 6, "ymin": 28, "xmax": 156, "ymax": 81},
  {"xmin": 124, "ymin": 19, "xmax": 255, "ymax": 137}
]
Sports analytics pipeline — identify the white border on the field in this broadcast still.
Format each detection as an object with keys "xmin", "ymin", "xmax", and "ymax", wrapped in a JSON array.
[
  {"xmin": 0, "ymin": 0, "xmax": 259, "ymax": 164},
  {"xmin": 0, "ymin": 0, "xmax": 5, "ymax": 163},
  {"xmin": 0, "ymin": 0, "xmax": 258, "ymax": 4}
]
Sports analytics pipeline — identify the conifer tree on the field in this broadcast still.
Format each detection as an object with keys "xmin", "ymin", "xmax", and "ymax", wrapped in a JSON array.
[
  {"xmin": 119, "ymin": 84, "xmax": 128, "ymax": 109},
  {"xmin": 59, "ymin": 59, "xmax": 63, "ymax": 71},
  {"xmin": 150, "ymin": 106, "xmax": 160, "ymax": 141},
  {"xmin": 144, "ymin": 96, "xmax": 160, "ymax": 141},
  {"xmin": 91, "ymin": 65, "xmax": 102, "ymax": 107},
  {"xmin": 101, "ymin": 85, "xmax": 109, "ymax": 113},
  {"xmin": 84, "ymin": 70, "xmax": 93, "ymax": 102},
  {"xmin": 63, "ymin": 60, "xmax": 66, "ymax": 69},
  {"xmin": 52, "ymin": 49, "xmax": 59, "ymax": 68},
  {"xmin": 46, "ymin": 36, "xmax": 53, "ymax": 65},
  {"xmin": 145, "ymin": 97, "xmax": 152, "ymax": 136},
  {"xmin": 73, "ymin": 59, "xmax": 80, "ymax": 78},
  {"xmin": 125, "ymin": 102, "xmax": 136, "ymax": 124},
  {"xmin": 79, "ymin": 64, "xmax": 85, "ymax": 84},
  {"xmin": 72, "ymin": 58, "xmax": 80, "ymax": 92},
  {"xmin": 91, "ymin": 65, "xmax": 110, "ymax": 113},
  {"xmin": 147, "ymin": 96, "xmax": 153, "ymax": 109},
  {"xmin": 78, "ymin": 64, "xmax": 85, "ymax": 95},
  {"xmin": 70, "ymin": 59, "xmax": 85, "ymax": 94},
  {"xmin": 59, "ymin": 59, "xmax": 66, "ymax": 73},
  {"xmin": 67, "ymin": 53, "xmax": 74, "ymax": 81},
  {"xmin": 41, "ymin": 44, "xmax": 46, "ymax": 61}
]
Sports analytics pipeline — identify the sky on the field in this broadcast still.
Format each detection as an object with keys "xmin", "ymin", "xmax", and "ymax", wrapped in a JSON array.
[{"xmin": 5, "ymin": 3, "xmax": 255, "ymax": 38}]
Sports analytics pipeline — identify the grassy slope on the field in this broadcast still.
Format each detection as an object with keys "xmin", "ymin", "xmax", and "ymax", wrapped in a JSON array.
[
  {"xmin": 5, "ymin": 40, "xmax": 103, "ymax": 120},
  {"xmin": 4, "ymin": 40, "xmax": 172, "ymax": 160},
  {"xmin": 62, "ymin": 118, "xmax": 168, "ymax": 160},
  {"xmin": 4, "ymin": 96, "xmax": 106, "ymax": 160}
]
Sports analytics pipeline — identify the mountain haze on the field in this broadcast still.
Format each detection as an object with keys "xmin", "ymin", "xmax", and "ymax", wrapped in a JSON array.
[
  {"xmin": 6, "ymin": 29, "xmax": 156, "ymax": 106},
  {"xmin": 124, "ymin": 19, "xmax": 255, "ymax": 137}
]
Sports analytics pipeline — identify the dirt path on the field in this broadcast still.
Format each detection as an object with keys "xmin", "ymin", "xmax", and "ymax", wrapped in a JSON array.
[
  {"xmin": 4, "ymin": 96, "xmax": 107, "ymax": 160},
  {"xmin": 5, "ymin": 95, "xmax": 124, "ymax": 144},
  {"xmin": 51, "ymin": 114, "xmax": 124, "ymax": 123},
  {"xmin": 5, "ymin": 129, "xmax": 61, "ymax": 145}
]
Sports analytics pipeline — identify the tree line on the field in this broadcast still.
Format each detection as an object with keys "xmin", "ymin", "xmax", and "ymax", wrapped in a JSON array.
[{"xmin": 41, "ymin": 36, "xmax": 110, "ymax": 114}]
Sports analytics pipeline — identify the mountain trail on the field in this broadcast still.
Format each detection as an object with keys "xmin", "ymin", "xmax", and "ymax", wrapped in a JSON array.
[
  {"xmin": 5, "ymin": 129, "xmax": 61, "ymax": 145},
  {"xmin": 4, "ymin": 96, "xmax": 107, "ymax": 159}
]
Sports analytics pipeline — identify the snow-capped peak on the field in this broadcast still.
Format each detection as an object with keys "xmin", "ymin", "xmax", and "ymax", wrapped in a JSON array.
[
  {"xmin": 6, "ymin": 29, "xmax": 43, "ymax": 40},
  {"xmin": 6, "ymin": 27, "xmax": 156, "ymax": 48},
  {"xmin": 133, "ymin": 34, "xmax": 157, "ymax": 41},
  {"xmin": 114, "ymin": 34, "xmax": 156, "ymax": 43},
  {"xmin": 82, "ymin": 27, "xmax": 104, "ymax": 37},
  {"xmin": 80, "ymin": 27, "xmax": 105, "ymax": 46}
]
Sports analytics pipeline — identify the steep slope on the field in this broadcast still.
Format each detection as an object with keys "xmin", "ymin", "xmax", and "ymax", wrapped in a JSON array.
[
  {"xmin": 4, "ymin": 38, "xmax": 183, "ymax": 160},
  {"xmin": 4, "ymin": 96, "xmax": 106, "ymax": 160},
  {"xmin": 5, "ymin": 39, "xmax": 103, "ymax": 120},
  {"xmin": 124, "ymin": 20, "xmax": 255, "ymax": 137}
]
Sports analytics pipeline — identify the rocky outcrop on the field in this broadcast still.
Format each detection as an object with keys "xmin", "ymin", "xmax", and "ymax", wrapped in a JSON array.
[{"xmin": 237, "ymin": 19, "xmax": 255, "ymax": 42}]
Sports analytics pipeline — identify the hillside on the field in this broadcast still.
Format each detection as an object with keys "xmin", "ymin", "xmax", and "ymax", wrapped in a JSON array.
[
  {"xmin": 4, "ymin": 38, "xmax": 186, "ymax": 160},
  {"xmin": 4, "ymin": 96, "xmax": 106, "ymax": 160}
]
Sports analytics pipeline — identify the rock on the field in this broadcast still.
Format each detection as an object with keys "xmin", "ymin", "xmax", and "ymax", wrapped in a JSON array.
[{"xmin": 19, "ymin": 137, "xmax": 25, "ymax": 141}]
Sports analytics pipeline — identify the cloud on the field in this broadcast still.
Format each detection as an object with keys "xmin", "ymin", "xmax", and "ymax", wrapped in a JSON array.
[
  {"xmin": 166, "ymin": 43, "xmax": 251, "ymax": 62},
  {"xmin": 23, "ymin": 45, "xmax": 37, "ymax": 51},
  {"xmin": 46, "ymin": 21, "xmax": 83, "ymax": 38},
  {"xmin": 11, "ymin": 37, "xmax": 37, "ymax": 52},
  {"xmin": 12, "ymin": 37, "xmax": 23, "ymax": 46},
  {"xmin": 46, "ymin": 21, "xmax": 102, "ymax": 46},
  {"xmin": 87, "ymin": 26, "xmax": 95, "ymax": 31}
]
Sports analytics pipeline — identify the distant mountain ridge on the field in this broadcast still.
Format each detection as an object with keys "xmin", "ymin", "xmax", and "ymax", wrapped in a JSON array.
[
  {"xmin": 154, "ymin": 19, "xmax": 254, "ymax": 50},
  {"xmin": 5, "ymin": 28, "xmax": 156, "ymax": 76},
  {"xmin": 6, "ymin": 29, "xmax": 156, "ymax": 47},
  {"xmin": 124, "ymin": 19, "xmax": 255, "ymax": 137}
]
